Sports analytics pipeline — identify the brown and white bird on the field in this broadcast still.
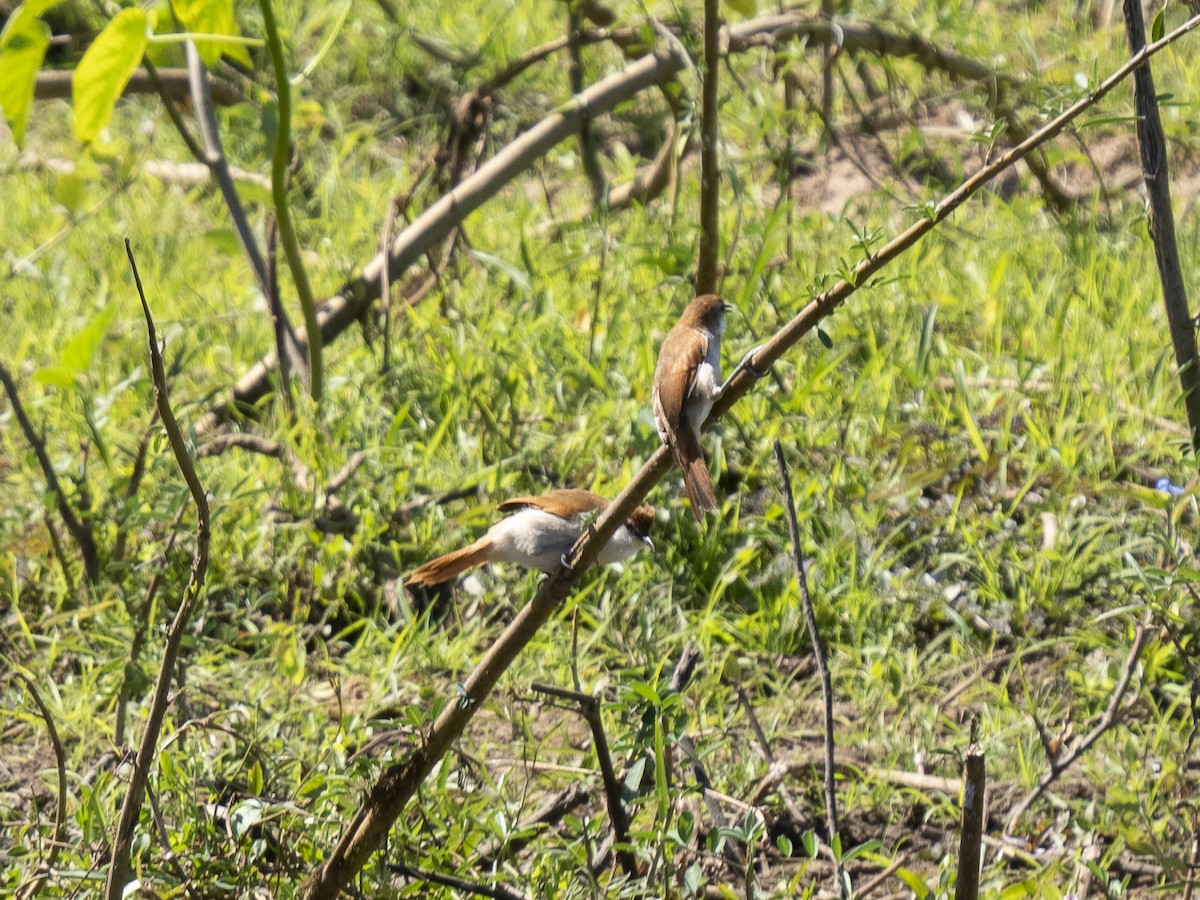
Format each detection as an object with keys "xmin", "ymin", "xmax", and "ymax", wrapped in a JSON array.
[
  {"xmin": 407, "ymin": 489, "xmax": 655, "ymax": 587},
  {"xmin": 653, "ymin": 293, "xmax": 729, "ymax": 520}
]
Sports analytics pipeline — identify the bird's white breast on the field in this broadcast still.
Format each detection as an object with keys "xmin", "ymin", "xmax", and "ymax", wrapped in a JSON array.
[
  {"xmin": 684, "ymin": 335, "xmax": 723, "ymax": 437},
  {"xmin": 488, "ymin": 509, "xmax": 645, "ymax": 572}
]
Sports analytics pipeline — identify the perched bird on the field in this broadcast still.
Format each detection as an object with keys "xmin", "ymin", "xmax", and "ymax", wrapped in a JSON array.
[
  {"xmin": 653, "ymin": 293, "xmax": 729, "ymax": 520},
  {"xmin": 407, "ymin": 489, "xmax": 655, "ymax": 587}
]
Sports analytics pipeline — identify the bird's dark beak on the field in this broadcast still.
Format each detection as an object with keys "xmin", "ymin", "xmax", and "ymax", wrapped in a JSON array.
[{"xmin": 642, "ymin": 535, "xmax": 655, "ymax": 551}]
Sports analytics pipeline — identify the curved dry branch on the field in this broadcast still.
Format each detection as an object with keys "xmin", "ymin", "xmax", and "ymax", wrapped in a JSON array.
[
  {"xmin": 104, "ymin": 241, "xmax": 211, "ymax": 900},
  {"xmin": 300, "ymin": 15, "xmax": 1200, "ymax": 895}
]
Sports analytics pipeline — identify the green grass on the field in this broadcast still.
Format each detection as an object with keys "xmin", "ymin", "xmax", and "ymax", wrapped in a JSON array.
[{"xmin": 4, "ymin": 0, "xmax": 1200, "ymax": 896}]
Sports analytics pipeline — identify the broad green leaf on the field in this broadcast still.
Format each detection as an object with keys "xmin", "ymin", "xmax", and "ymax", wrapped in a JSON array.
[
  {"xmin": 33, "ymin": 365, "xmax": 78, "ymax": 388},
  {"xmin": 170, "ymin": 0, "xmax": 251, "ymax": 66},
  {"xmin": 0, "ymin": 3, "xmax": 53, "ymax": 145},
  {"xmin": 59, "ymin": 304, "xmax": 117, "ymax": 373},
  {"xmin": 723, "ymin": 0, "xmax": 757, "ymax": 16},
  {"xmin": 72, "ymin": 8, "xmax": 148, "ymax": 143}
]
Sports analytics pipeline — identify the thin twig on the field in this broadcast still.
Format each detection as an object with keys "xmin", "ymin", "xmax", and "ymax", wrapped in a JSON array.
[
  {"xmin": 11, "ymin": 670, "xmax": 68, "ymax": 900},
  {"xmin": 774, "ymin": 440, "xmax": 841, "ymax": 895},
  {"xmin": 379, "ymin": 199, "xmax": 398, "ymax": 372},
  {"xmin": 258, "ymin": 0, "xmax": 324, "ymax": 402},
  {"xmin": 696, "ymin": 0, "xmax": 721, "ymax": 293},
  {"xmin": 389, "ymin": 862, "xmax": 529, "ymax": 900},
  {"xmin": 736, "ymin": 686, "xmax": 806, "ymax": 828},
  {"xmin": 196, "ymin": 432, "xmax": 284, "ymax": 459},
  {"xmin": 530, "ymin": 682, "xmax": 638, "ymax": 877},
  {"xmin": 1122, "ymin": 0, "xmax": 1200, "ymax": 452},
  {"xmin": 266, "ymin": 214, "xmax": 301, "ymax": 406},
  {"xmin": 113, "ymin": 410, "xmax": 160, "ymax": 564},
  {"xmin": 143, "ymin": 58, "xmax": 206, "ymax": 163},
  {"xmin": 0, "ymin": 363, "xmax": 99, "ymax": 583},
  {"xmin": 104, "ymin": 241, "xmax": 212, "ymax": 900},
  {"xmin": 185, "ymin": 42, "xmax": 271, "ymax": 305},
  {"xmin": 1003, "ymin": 610, "xmax": 1151, "ymax": 834},
  {"xmin": 42, "ymin": 514, "xmax": 76, "ymax": 601}
]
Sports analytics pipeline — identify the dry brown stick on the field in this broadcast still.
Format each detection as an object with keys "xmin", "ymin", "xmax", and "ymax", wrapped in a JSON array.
[
  {"xmin": 530, "ymin": 682, "xmax": 637, "ymax": 877},
  {"xmin": 955, "ymin": 744, "xmax": 986, "ymax": 900},
  {"xmin": 195, "ymin": 432, "xmax": 284, "ymax": 459},
  {"xmin": 774, "ymin": 440, "xmax": 840, "ymax": 896},
  {"xmin": 104, "ymin": 241, "xmax": 212, "ymax": 900},
  {"xmin": 1003, "ymin": 610, "xmax": 1151, "ymax": 835},
  {"xmin": 389, "ymin": 862, "xmax": 529, "ymax": 900},
  {"xmin": 34, "ymin": 69, "xmax": 243, "ymax": 106},
  {"xmin": 0, "ymin": 363, "xmax": 99, "ymax": 583},
  {"xmin": 855, "ymin": 853, "xmax": 910, "ymax": 899},
  {"xmin": 479, "ymin": 28, "xmax": 618, "ymax": 95},
  {"xmin": 301, "ymin": 18, "xmax": 1200, "ymax": 896},
  {"xmin": 1122, "ymin": 0, "xmax": 1200, "ymax": 453},
  {"xmin": 11, "ymin": 670, "xmax": 68, "ymax": 900},
  {"xmin": 696, "ymin": 0, "xmax": 721, "ymax": 293}
]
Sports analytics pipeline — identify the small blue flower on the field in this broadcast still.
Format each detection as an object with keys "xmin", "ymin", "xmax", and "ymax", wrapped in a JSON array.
[{"xmin": 1155, "ymin": 478, "xmax": 1186, "ymax": 497}]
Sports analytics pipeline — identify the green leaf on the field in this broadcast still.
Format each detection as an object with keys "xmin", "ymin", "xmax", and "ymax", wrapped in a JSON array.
[
  {"xmin": 723, "ymin": 0, "xmax": 757, "ymax": 16},
  {"xmin": 33, "ymin": 365, "xmax": 77, "ymax": 388},
  {"xmin": 72, "ymin": 8, "xmax": 148, "ymax": 143},
  {"xmin": 170, "ymin": 0, "xmax": 251, "ymax": 66},
  {"xmin": 1151, "ymin": 8, "xmax": 1165, "ymax": 43},
  {"xmin": 60, "ymin": 304, "xmax": 117, "ymax": 373},
  {"xmin": 801, "ymin": 829, "xmax": 817, "ymax": 857},
  {"xmin": 0, "ymin": 3, "xmax": 54, "ymax": 145},
  {"xmin": 894, "ymin": 866, "xmax": 931, "ymax": 899}
]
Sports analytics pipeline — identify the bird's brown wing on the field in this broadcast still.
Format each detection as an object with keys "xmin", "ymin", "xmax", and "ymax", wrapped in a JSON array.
[
  {"xmin": 496, "ymin": 489, "xmax": 606, "ymax": 518},
  {"xmin": 654, "ymin": 326, "xmax": 710, "ymax": 430}
]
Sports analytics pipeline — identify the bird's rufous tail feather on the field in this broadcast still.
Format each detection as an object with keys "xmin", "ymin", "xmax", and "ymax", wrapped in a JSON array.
[
  {"xmin": 671, "ymin": 430, "xmax": 717, "ymax": 521},
  {"xmin": 407, "ymin": 539, "xmax": 493, "ymax": 586}
]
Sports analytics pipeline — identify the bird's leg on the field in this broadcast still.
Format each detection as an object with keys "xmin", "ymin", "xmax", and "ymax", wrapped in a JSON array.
[{"xmin": 716, "ymin": 344, "xmax": 767, "ymax": 398}]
